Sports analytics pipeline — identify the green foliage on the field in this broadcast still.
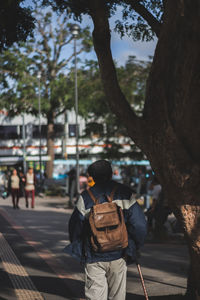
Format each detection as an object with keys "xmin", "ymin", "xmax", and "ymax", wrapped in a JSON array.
[
  {"xmin": 42, "ymin": 0, "xmax": 91, "ymax": 20},
  {"xmin": 117, "ymin": 56, "xmax": 152, "ymax": 115},
  {"xmin": 76, "ymin": 56, "xmax": 151, "ymax": 160},
  {"xmin": 0, "ymin": 46, "xmax": 38, "ymax": 115},
  {"xmin": 115, "ymin": 1, "xmax": 163, "ymax": 41},
  {"xmin": 77, "ymin": 56, "xmax": 151, "ymax": 119},
  {"xmin": 0, "ymin": 0, "xmax": 35, "ymax": 51},
  {"xmin": 0, "ymin": 4, "xmax": 92, "ymax": 121},
  {"xmin": 42, "ymin": 0, "xmax": 163, "ymax": 41}
]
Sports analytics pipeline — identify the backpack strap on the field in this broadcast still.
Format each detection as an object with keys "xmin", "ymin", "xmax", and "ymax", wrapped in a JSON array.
[
  {"xmin": 107, "ymin": 186, "xmax": 117, "ymax": 203},
  {"xmin": 87, "ymin": 189, "xmax": 98, "ymax": 205},
  {"xmin": 88, "ymin": 186, "xmax": 117, "ymax": 204}
]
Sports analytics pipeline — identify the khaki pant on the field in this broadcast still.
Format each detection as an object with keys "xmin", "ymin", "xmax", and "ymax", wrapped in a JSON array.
[{"xmin": 84, "ymin": 258, "xmax": 127, "ymax": 300}]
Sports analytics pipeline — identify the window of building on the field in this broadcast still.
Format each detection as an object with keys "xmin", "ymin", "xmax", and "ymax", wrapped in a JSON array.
[
  {"xmin": 54, "ymin": 124, "xmax": 64, "ymax": 137},
  {"xmin": 0, "ymin": 126, "xmax": 19, "ymax": 139},
  {"xmin": 32, "ymin": 125, "xmax": 47, "ymax": 138},
  {"xmin": 32, "ymin": 124, "xmax": 64, "ymax": 138},
  {"xmin": 69, "ymin": 124, "xmax": 79, "ymax": 137}
]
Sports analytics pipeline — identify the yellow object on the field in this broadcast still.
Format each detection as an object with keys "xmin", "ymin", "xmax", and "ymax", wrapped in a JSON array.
[
  {"xmin": 88, "ymin": 176, "xmax": 95, "ymax": 187},
  {"xmin": 137, "ymin": 197, "xmax": 144, "ymax": 206}
]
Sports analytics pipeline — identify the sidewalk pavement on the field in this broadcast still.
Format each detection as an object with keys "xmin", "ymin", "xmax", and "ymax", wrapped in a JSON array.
[{"xmin": 0, "ymin": 194, "xmax": 189, "ymax": 300}]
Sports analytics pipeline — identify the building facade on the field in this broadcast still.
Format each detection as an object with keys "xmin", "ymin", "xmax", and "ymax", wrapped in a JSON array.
[{"xmin": 0, "ymin": 110, "xmax": 138, "ymax": 170}]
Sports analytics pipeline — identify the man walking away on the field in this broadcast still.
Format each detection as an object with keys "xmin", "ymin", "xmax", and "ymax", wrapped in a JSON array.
[{"xmin": 64, "ymin": 160, "xmax": 147, "ymax": 300}]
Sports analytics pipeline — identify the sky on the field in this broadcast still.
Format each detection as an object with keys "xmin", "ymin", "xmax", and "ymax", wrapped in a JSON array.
[
  {"xmin": 81, "ymin": 14, "xmax": 157, "ymax": 65},
  {"xmin": 23, "ymin": 0, "xmax": 157, "ymax": 66}
]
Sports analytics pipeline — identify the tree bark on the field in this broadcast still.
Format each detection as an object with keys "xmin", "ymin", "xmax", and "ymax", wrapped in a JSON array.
[{"xmin": 89, "ymin": 0, "xmax": 200, "ymax": 298}]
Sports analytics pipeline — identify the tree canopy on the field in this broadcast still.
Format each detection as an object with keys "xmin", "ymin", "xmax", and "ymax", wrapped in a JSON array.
[
  {"xmin": 77, "ymin": 57, "xmax": 151, "ymax": 160},
  {"xmin": 42, "ymin": 0, "xmax": 163, "ymax": 40},
  {"xmin": 0, "ymin": 0, "xmax": 35, "ymax": 51},
  {"xmin": 0, "ymin": 3, "xmax": 92, "ymax": 177}
]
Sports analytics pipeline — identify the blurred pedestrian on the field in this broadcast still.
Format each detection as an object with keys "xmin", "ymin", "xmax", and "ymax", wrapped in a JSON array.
[
  {"xmin": 112, "ymin": 169, "xmax": 122, "ymax": 183},
  {"xmin": 146, "ymin": 176, "xmax": 162, "ymax": 233},
  {"xmin": 79, "ymin": 173, "xmax": 88, "ymax": 193},
  {"xmin": 19, "ymin": 170, "xmax": 26, "ymax": 198},
  {"xmin": 1, "ymin": 170, "xmax": 10, "ymax": 199},
  {"xmin": 68, "ymin": 168, "xmax": 76, "ymax": 206},
  {"xmin": 25, "ymin": 167, "xmax": 36, "ymax": 208},
  {"xmin": 10, "ymin": 169, "xmax": 20, "ymax": 209}
]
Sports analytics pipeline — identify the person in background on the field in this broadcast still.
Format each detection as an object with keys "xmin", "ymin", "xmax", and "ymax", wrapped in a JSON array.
[
  {"xmin": 19, "ymin": 170, "xmax": 26, "ymax": 198},
  {"xmin": 112, "ymin": 169, "xmax": 122, "ymax": 183},
  {"xmin": 10, "ymin": 169, "xmax": 20, "ymax": 209},
  {"xmin": 25, "ymin": 167, "xmax": 36, "ymax": 208},
  {"xmin": 67, "ymin": 168, "xmax": 76, "ymax": 206},
  {"xmin": 151, "ymin": 177, "xmax": 162, "ymax": 210},
  {"xmin": 79, "ymin": 173, "xmax": 88, "ymax": 193},
  {"xmin": 146, "ymin": 176, "xmax": 162, "ymax": 233},
  {"xmin": 4, "ymin": 170, "xmax": 11, "ymax": 197},
  {"xmin": 1, "ymin": 170, "xmax": 10, "ymax": 199}
]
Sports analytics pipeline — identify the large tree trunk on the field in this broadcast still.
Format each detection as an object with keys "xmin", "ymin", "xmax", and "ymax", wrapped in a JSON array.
[
  {"xmin": 142, "ymin": 2, "xmax": 200, "ymax": 296},
  {"xmin": 46, "ymin": 116, "xmax": 55, "ymax": 178},
  {"xmin": 89, "ymin": 0, "xmax": 200, "ymax": 298}
]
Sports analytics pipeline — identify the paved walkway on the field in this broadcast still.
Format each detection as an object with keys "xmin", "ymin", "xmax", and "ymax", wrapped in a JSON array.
[{"xmin": 0, "ymin": 195, "xmax": 189, "ymax": 299}]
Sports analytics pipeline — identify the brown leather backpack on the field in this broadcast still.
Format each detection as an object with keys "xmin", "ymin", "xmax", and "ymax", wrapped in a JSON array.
[{"xmin": 88, "ymin": 187, "xmax": 128, "ymax": 252}]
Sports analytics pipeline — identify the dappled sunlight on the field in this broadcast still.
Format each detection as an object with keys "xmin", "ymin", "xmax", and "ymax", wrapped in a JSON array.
[{"xmin": 0, "ymin": 195, "xmax": 189, "ymax": 298}]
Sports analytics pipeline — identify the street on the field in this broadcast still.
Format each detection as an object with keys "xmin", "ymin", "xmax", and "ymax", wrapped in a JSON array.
[{"xmin": 0, "ymin": 195, "xmax": 189, "ymax": 300}]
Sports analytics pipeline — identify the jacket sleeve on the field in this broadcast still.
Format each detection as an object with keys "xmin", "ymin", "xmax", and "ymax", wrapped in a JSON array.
[
  {"xmin": 68, "ymin": 196, "xmax": 86, "ymax": 243},
  {"xmin": 127, "ymin": 201, "xmax": 147, "ymax": 249}
]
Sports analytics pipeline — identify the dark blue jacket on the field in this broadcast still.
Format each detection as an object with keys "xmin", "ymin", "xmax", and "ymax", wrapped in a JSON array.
[{"xmin": 64, "ymin": 180, "xmax": 147, "ymax": 263}]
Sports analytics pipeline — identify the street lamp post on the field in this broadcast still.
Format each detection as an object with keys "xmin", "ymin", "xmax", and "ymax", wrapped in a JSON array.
[
  {"xmin": 71, "ymin": 24, "xmax": 80, "ymax": 201},
  {"xmin": 37, "ymin": 72, "xmax": 42, "ymax": 187}
]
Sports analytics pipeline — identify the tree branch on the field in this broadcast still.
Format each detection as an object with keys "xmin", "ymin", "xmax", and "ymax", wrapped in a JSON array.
[
  {"xmin": 55, "ymin": 107, "xmax": 67, "ymax": 118},
  {"xmin": 88, "ymin": 0, "xmax": 144, "ymax": 145},
  {"xmin": 57, "ymin": 48, "xmax": 83, "ymax": 70},
  {"xmin": 125, "ymin": 0, "xmax": 162, "ymax": 37},
  {"xmin": 37, "ymin": 18, "xmax": 51, "ymax": 60}
]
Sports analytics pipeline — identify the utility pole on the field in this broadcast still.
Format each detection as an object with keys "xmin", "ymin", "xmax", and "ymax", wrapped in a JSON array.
[
  {"xmin": 71, "ymin": 24, "xmax": 80, "ymax": 202},
  {"xmin": 37, "ymin": 72, "xmax": 42, "ymax": 188}
]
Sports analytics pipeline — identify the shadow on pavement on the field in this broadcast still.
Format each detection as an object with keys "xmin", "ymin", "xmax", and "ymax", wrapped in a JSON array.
[
  {"xmin": 127, "ymin": 272, "xmax": 186, "ymax": 290},
  {"xmin": 0, "ymin": 202, "xmax": 189, "ymax": 299},
  {"xmin": 0, "ymin": 204, "xmax": 189, "ymax": 279},
  {"xmin": 32, "ymin": 275, "xmax": 85, "ymax": 298}
]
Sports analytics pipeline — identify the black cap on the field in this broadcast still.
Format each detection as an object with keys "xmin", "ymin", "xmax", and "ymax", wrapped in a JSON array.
[{"xmin": 88, "ymin": 160, "xmax": 112, "ymax": 183}]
